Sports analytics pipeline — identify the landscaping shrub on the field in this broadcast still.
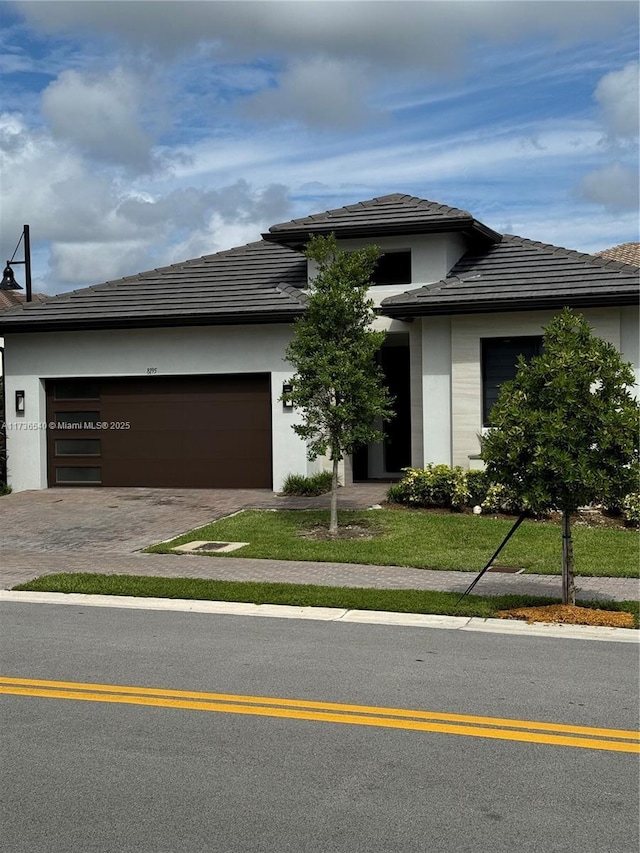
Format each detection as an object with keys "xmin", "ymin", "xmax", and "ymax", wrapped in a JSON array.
[
  {"xmin": 0, "ymin": 483, "xmax": 11, "ymax": 496},
  {"xmin": 480, "ymin": 483, "xmax": 528, "ymax": 515},
  {"xmin": 387, "ymin": 465, "xmax": 525, "ymax": 513},
  {"xmin": 465, "ymin": 469, "xmax": 489, "ymax": 506},
  {"xmin": 621, "ymin": 493, "xmax": 640, "ymax": 527},
  {"xmin": 281, "ymin": 471, "xmax": 334, "ymax": 497},
  {"xmin": 386, "ymin": 482, "xmax": 406, "ymax": 504},
  {"xmin": 387, "ymin": 464, "xmax": 469, "ymax": 510}
]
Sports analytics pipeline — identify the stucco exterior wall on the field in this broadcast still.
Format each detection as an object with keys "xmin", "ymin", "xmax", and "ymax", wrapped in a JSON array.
[
  {"xmin": 620, "ymin": 309, "xmax": 640, "ymax": 396},
  {"xmin": 3, "ymin": 324, "xmax": 309, "ymax": 492},
  {"xmin": 308, "ymin": 233, "xmax": 468, "ymax": 307},
  {"xmin": 4, "ymin": 302, "xmax": 637, "ymax": 491},
  {"xmin": 448, "ymin": 306, "xmax": 632, "ymax": 467}
]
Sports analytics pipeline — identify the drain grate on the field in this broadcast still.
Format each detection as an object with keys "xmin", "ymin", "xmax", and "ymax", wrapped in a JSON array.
[{"xmin": 172, "ymin": 540, "xmax": 249, "ymax": 554}]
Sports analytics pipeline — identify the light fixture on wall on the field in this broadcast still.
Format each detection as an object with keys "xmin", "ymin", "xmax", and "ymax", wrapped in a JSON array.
[
  {"xmin": 282, "ymin": 382, "xmax": 294, "ymax": 409},
  {"xmin": 1, "ymin": 225, "xmax": 32, "ymax": 302},
  {"xmin": 15, "ymin": 390, "xmax": 25, "ymax": 414}
]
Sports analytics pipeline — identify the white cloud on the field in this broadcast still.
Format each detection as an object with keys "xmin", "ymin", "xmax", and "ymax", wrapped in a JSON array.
[
  {"xmin": 242, "ymin": 56, "xmax": 373, "ymax": 127},
  {"xmin": 575, "ymin": 162, "xmax": 640, "ymax": 212},
  {"xmin": 41, "ymin": 67, "xmax": 154, "ymax": 169},
  {"xmin": 594, "ymin": 61, "xmax": 639, "ymax": 139},
  {"xmin": 117, "ymin": 180, "xmax": 289, "ymax": 230},
  {"xmin": 16, "ymin": 1, "xmax": 637, "ymax": 67},
  {"xmin": 0, "ymin": 112, "xmax": 291, "ymax": 292},
  {"xmin": 49, "ymin": 240, "xmax": 154, "ymax": 287}
]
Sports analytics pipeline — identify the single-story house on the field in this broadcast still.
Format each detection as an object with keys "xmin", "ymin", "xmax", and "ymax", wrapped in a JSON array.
[{"xmin": 0, "ymin": 193, "xmax": 638, "ymax": 492}]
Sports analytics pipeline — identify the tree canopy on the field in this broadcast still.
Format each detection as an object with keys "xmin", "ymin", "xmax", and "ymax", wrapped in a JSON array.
[
  {"xmin": 482, "ymin": 308, "xmax": 639, "ymax": 603},
  {"xmin": 283, "ymin": 234, "xmax": 394, "ymax": 532}
]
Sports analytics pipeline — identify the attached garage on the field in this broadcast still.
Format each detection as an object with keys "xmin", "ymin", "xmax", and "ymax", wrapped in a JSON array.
[{"xmin": 46, "ymin": 375, "xmax": 272, "ymax": 488}]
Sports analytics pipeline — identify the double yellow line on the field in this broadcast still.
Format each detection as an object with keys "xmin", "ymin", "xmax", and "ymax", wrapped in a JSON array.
[{"xmin": 1, "ymin": 676, "xmax": 638, "ymax": 753}]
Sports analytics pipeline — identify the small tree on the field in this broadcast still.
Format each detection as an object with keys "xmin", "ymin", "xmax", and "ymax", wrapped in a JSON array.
[
  {"xmin": 283, "ymin": 234, "xmax": 394, "ymax": 534},
  {"xmin": 482, "ymin": 308, "xmax": 639, "ymax": 605}
]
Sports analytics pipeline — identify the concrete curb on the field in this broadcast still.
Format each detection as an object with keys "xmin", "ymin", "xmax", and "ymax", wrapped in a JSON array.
[{"xmin": 1, "ymin": 590, "xmax": 637, "ymax": 643}]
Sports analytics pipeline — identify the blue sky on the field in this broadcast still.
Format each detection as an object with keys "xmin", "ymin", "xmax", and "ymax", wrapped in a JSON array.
[{"xmin": 1, "ymin": 0, "xmax": 638, "ymax": 295}]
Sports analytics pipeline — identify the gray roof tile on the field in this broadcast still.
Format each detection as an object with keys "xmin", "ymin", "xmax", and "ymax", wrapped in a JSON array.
[
  {"xmin": 264, "ymin": 193, "xmax": 500, "ymax": 245},
  {"xmin": 0, "ymin": 240, "xmax": 307, "ymax": 332},
  {"xmin": 381, "ymin": 234, "xmax": 640, "ymax": 317},
  {"xmin": 2, "ymin": 196, "xmax": 637, "ymax": 333}
]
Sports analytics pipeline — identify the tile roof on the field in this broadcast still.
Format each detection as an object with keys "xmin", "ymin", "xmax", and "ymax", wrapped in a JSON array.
[
  {"xmin": 1, "ymin": 195, "xmax": 636, "ymax": 333},
  {"xmin": 0, "ymin": 240, "xmax": 307, "ymax": 333},
  {"xmin": 381, "ymin": 234, "xmax": 640, "ymax": 317},
  {"xmin": 264, "ymin": 193, "xmax": 501, "ymax": 246},
  {"xmin": 594, "ymin": 242, "xmax": 640, "ymax": 267},
  {"xmin": 0, "ymin": 292, "xmax": 47, "ymax": 310}
]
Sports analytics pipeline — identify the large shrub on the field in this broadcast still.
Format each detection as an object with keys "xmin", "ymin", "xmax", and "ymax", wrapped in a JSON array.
[{"xmin": 387, "ymin": 464, "xmax": 470, "ymax": 511}]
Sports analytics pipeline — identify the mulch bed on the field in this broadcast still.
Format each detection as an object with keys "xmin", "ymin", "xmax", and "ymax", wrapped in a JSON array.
[
  {"xmin": 298, "ymin": 522, "xmax": 382, "ymax": 541},
  {"xmin": 496, "ymin": 604, "xmax": 635, "ymax": 629}
]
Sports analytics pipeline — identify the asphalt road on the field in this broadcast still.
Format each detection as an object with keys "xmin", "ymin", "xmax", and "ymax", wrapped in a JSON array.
[{"xmin": 1, "ymin": 602, "xmax": 638, "ymax": 853}]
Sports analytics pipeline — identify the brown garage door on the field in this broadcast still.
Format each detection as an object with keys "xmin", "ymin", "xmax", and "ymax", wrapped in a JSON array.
[{"xmin": 46, "ymin": 375, "xmax": 272, "ymax": 488}]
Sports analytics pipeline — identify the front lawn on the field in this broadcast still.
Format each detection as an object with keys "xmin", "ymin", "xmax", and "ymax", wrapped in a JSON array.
[{"xmin": 147, "ymin": 508, "xmax": 640, "ymax": 578}]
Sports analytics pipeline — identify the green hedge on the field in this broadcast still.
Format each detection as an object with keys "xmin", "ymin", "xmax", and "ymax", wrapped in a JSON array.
[{"xmin": 387, "ymin": 465, "xmax": 639, "ymax": 524}]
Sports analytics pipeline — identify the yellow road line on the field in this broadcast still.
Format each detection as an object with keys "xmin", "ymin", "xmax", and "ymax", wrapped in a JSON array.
[
  {"xmin": 1, "ymin": 675, "xmax": 637, "ymax": 740},
  {"xmin": 1, "ymin": 678, "xmax": 637, "ymax": 754}
]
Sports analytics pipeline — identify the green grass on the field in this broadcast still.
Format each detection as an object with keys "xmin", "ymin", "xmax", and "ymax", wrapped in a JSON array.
[
  {"xmin": 13, "ymin": 573, "xmax": 639, "ymax": 625},
  {"xmin": 146, "ymin": 508, "xmax": 640, "ymax": 578}
]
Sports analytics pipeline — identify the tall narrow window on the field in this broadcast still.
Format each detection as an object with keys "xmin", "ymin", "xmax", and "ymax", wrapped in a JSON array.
[{"xmin": 482, "ymin": 336, "xmax": 542, "ymax": 425}]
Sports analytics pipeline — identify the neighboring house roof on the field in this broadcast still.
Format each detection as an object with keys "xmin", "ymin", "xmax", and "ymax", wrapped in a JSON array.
[
  {"xmin": 264, "ymin": 192, "xmax": 501, "ymax": 248},
  {"xmin": 0, "ymin": 240, "xmax": 307, "ymax": 333},
  {"xmin": 594, "ymin": 242, "xmax": 640, "ymax": 267},
  {"xmin": 0, "ymin": 291, "xmax": 48, "ymax": 310},
  {"xmin": 381, "ymin": 234, "xmax": 640, "ymax": 318}
]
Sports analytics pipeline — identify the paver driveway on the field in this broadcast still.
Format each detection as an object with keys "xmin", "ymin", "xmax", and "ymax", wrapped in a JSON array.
[{"xmin": 0, "ymin": 485, "xmax": 390, "ymax": 553}]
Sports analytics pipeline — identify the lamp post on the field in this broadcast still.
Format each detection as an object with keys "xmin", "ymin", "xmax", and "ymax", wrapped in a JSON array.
[{"xmin": 1, "ymin": 225, "xmax": 32, "ymax": 302}]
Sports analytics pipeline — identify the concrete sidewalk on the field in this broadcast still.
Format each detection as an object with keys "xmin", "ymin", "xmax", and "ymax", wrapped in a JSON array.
[{"xmin": 1, "ymin": 550, "xmax": 638, "ymax": 602}]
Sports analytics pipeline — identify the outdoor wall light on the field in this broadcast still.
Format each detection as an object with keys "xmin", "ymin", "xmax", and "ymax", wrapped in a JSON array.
[
  {"xmin": 282, "ymin": 382, "xmax": 294, "ymax": 409},
  {"xmin": 1, "ymin": 225, "xmax": 32, "ymax": 302},
  {"xmin": 15, "ymin": 390, "xmax": 25, "ymax": 414}
]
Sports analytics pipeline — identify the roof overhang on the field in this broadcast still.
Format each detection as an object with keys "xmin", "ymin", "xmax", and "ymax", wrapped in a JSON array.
[
  {"xmin": 0, "ymin": 308, "xmax": 305, "ymax": 335},
  {"xmin": 381, "ymin": 292, "xmax": 638, "ymax": 321},
  {"xmin": 263, "ymin": 219, "xmax": 501, "ymax": 250}
]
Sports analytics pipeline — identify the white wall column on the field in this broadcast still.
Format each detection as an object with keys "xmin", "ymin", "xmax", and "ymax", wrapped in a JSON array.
[{"xmin": 421, "ymin": 316, "xmax": 452, "ymax": 465}]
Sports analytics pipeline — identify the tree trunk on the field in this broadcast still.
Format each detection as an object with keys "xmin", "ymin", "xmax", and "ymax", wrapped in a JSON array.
[
  {"xmin": 329, "ymin": 455, "xmax": 339, "ymax": 535},
  {"xmin": 561, "ymin": 509, "xmax": 575, "ymax": 605}
]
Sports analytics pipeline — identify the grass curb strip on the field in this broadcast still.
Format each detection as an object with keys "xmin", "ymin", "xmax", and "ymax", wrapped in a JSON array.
[{"xmin": 12, "ymin": 573, "xmax": 639, "ymax": 627}]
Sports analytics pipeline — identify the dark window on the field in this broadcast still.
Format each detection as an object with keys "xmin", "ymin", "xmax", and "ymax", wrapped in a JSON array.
[
  {"xmin": 370, "ymin": 251, "xmax": 411, "ymax": 286},
  {"xmin": 55, "ymin": 466, "xmax": 102, "ymax": 484},
  {"xmin": 53, "ymin": 411, "xmax": 100, "ymax": 428},
  {"xmin": 55, "ymin": 439, "xmax": 101, "ymax": 456},
  {"xmin": 482, "ymin": 336, "xmax": 542, "ymax": 425},
  {"xmin": 53, "ymin": 381, "xmax": 101, "ymax": 400}
]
